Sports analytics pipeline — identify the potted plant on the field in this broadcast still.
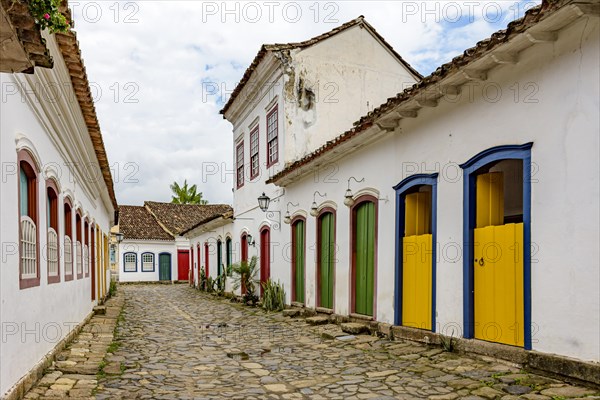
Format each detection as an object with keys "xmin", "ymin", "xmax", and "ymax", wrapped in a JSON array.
[{"xmin": 231, "ymin": 256, "xmax": 259, "ymax": 306}]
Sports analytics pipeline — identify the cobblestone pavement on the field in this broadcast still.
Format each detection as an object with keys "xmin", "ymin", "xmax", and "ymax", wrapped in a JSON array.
[
  {"xmin": 23, "ymin": 292, "xmax": 124, "ymax": 399},
  {"xmin": 94, "ymin": 285, "xmax": 598, "ymax": 400}
]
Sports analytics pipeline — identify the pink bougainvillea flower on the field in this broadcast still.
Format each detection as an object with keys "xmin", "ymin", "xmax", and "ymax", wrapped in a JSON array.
[{"xmin": 44, "ymin": 13, "xmax": 50, "ymax": 20}]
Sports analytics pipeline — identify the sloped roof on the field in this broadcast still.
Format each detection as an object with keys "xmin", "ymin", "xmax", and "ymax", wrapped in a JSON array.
[
  {"xmin": 118, "ymin": 206, "xmax": 174, "ymax": 241},
  {"xmin": 267, "ymin": 0, "xmax": 582, "ymax": 185},
  {"xmin": 144, "ymin": 202, "xmax": 233, "ymax": 236},
  {"xmin": 220, "ymin": 15, "xmax": 422, "ymax": 116},
  {"xmin": 54, "ymin": 3, "xmax": 117, "ymax": 210}
]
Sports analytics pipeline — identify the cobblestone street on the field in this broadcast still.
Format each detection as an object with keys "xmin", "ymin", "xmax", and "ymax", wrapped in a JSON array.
[{"xmin": 88, "ymin": 285, "xmax": 597, "ymax": 399}]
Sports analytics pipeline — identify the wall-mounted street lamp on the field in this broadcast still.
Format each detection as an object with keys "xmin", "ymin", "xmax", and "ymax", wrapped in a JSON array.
[
  {"xmin": 112, "ymin": 232, "xmax": 124, "ymax": 243},
  {"xmin": 257, "ymin": 192, "xmax": 281, "ymax": 230},
  {"xmin": 247, "ymin": 234, "xmax": 256, "ymax": 247},
  {"xmin": 284, "ymin": 202, "xmax": 300, "ymax": 224},
  {"xmin": 310, "ymin": 191, "xmax": 327, "ymax": 217},
  {"xmin": 344, "ymin": 177, "xmax": 365, "ymax": 207}
]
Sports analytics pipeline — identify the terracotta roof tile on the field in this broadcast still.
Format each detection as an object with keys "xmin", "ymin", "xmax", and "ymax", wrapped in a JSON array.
[
  {"xmin": 144, "ymin": 202, "xmax": 233, "ymax": 236},
  {"xmin": 118, "ymin": 206, "xmax": 173, "ymax": 241},
  {"xmin": 267, "ymin": 0, "xmax": 569, "ymax": 185},
  {"xmin": 220, "ymin": 16, "xmax": 422, "ymax": 116}
]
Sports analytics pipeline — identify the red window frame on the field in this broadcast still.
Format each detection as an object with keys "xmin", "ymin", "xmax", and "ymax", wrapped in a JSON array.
[
  {"xmin": 46, "ymin": 179, "xmax": 60, "ymax": 284},
  {"xmin": 76, "ymin": 211, "xmax": 83, "ymax": 279},
  {"xmin": 18, "ymin": 149, "xmax": 40, "ymax": 289},
  {"xmin": 250, "ymin": 126, "xmax": 259, "ymax": 180},
  {"xmin": 84, "ymin": 219, "xmax": 90, "ymax": 277},
  {"xmin": 236, "ymin": 141, "xmax": 244, "ymax": 189},
  {"xmin": 266, "ymin": 106, "xmax": 278, "ymax": 167},
  {"xmin": 64, "ymin": 198, "xmax": 74, "ymax": 281}
]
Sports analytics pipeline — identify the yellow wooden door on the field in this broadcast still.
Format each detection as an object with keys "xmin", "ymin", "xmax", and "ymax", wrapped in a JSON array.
[
  {"xmin": 474, "ymin": 172, "xmax": 524, "ymax": 347},
  {"xmin": 402, "ymin": 192, "xmax": 432, "ymax": 330}
]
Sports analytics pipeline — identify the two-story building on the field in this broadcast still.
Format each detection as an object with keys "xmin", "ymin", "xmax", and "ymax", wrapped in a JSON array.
[
  {"xmin": 188, "ymin": 0, "xmax": 599, "ymax": 379},
  {"xmin": 0, "ymin": 2, "xmax": 117, "ymax": 397}
]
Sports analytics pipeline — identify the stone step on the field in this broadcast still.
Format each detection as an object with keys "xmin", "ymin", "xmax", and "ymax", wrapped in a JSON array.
[
  {"xmin": 305, "ymin": 316, "xmax": 329, "ymax": 326},
  {"xmin": 340, "ymin": 322, "xmax": 370, "ymax": 335},
  {"xmin": 282, "ymin": 309, "xmax": 301, "ymax": 318},
  {"xmin": 93, "ymin": 306, "xmax": 106, "ymax": 315}
]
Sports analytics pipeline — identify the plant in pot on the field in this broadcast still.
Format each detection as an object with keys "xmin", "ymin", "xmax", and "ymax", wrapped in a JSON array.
[{"xmin": 231, "ymin": 256, "xmax": 259, "ymax": 306}]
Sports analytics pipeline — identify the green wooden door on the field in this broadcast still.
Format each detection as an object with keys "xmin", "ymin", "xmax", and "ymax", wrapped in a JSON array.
[
  {"xmin": 355, "ymin": 202, "xmax": 375, "ymax": 316},
  {"xmin": 159, "ymin": 253, "xmax": 171, "ymax": 281},
  {"xmin": 293, "ymin": 220, "xmax": 305, "ymax": 303},
  {"xmin": 217, "ymin": 240, "xmax": 223, "ymax": 276},
  {"xmin": 319, "ymin": 212, "xmax": 335, "ymax": 309}
]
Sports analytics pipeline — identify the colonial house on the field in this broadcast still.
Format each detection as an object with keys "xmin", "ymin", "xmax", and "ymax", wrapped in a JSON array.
[
  {"xmin": 117, "ymin": 202, "xmax": 231, "ymax": 282},
  {"xmin": 187, "ymin": 0, "xmax": 599, "ymax": 380},
  {"xmin": 0, "ymin": 1, "xmax": 117, "ymax": 397}
]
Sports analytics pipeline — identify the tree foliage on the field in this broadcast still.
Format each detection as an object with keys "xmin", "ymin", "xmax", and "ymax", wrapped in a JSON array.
[{"xmin": 170, "ymin": 180, "xmax": 208, "ymax": 205}]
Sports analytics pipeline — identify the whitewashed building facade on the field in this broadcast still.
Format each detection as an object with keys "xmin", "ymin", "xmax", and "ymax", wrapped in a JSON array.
[
  {"xmin": 188, "ymin": 0, "xmax": 599, "ymax": 377},
  {"xmin": 0, "ymin": 3, "xmax": 117, "ymax": 396}
]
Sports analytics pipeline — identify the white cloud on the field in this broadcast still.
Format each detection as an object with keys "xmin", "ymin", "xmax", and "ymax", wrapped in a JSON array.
[{"xmin": 71, "ymin": 0, "xmax": 540, "ymax": 206}]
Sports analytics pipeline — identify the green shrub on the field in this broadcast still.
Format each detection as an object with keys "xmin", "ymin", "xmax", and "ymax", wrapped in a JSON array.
[
  {"xmin": 231, "ymin": 256, "xmax": 259, "ymax": 306},
  {"xmin": 261, "ymin": 279, "xmax": 285, "ymax": 312},
  {"xmin": 108, "ymin": 280, "xmax": 117, "ymax": 297},
  {"xmin": 199, "ymin": 268, "xmax": 207, "ymax": 291},
  {"xmin": 215, "ymin": 272, "xmax": 226, "ymax": 295}
]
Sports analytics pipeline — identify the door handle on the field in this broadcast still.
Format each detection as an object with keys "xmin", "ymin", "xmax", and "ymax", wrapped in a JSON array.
[{"xmin": 475, "ymin": 258, "xmax": 485, "ymax": 266}]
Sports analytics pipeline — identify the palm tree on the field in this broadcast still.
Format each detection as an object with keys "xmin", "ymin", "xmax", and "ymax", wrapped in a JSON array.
[{"xmin": 170, "ymin": 180, "xmax": 208, "ymax": 205}]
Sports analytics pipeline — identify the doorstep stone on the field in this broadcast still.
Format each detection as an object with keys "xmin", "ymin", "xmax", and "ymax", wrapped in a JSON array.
[
  {"xmin": 341, "ymin": 322, "xmax": 370, "ymax": 335},
  {"xmin": 306, "ymin": 316, "xmax": 329, "ymax": 326}
]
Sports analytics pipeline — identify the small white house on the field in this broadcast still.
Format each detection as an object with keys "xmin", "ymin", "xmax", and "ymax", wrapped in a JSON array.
[
  {"xmin": 193, "ymin": 0, "xmax": 599, "ymax": 372},
  {"xmin": 0, "ymin": 2, "xmax": 117, "ymax": 396},
  {"xmin": 117, "ymin": 202, "xmax": 232, "ymax": 282}
]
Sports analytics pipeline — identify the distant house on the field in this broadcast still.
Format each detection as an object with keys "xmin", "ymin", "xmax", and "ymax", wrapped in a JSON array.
[
  {"xmin": 1, "ymin": 1, "xmax": 117, "ymax": 397},
  {"xmin": 118, "ymin": 202, "xmax": 232, "ymax": 282}
]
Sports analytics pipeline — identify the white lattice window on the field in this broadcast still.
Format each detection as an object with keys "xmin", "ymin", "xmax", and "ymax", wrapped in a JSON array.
[
  {"xmin": 267, "ymin": 107, "xmax": 278, "ymax": 166},
  {"xmin": 47, "ymin": 228, "xmax": 58, "ymax": 277},
  {"xmin": 250, "ymin": 127, "xmax": 259, "ymax": 179},
  {"xmin": 64, "ymin": 236, "xmax": 73, "ymax": 276},
  {"xmin": 124, "ymin": 253, "xmax": 137, "ymax": 272},
  {"xmin": 76, "ymin": 241, "xmax": 82, "ymax": 275},
  {"xmin": 20, "ymin": 216, "xmax": 37, "ymax": 279},
  {"xmin": 142, "ymin": 253, "xmax": 154, "ymax": 272},
  {"xmin": 236, "ymin": 142, "xmax": 244, "ymax": 188},
  {"xmin": 83, "ymin": 244, "xmax": 89, "ymax": 275}
]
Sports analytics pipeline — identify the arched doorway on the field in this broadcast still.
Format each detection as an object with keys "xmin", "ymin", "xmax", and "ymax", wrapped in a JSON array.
[
  {"xmin": 351, "ymin": 197, "xmax": 377, "ymax": 317},
  {"xmin": 259, "ymin": 226, "xmax": 271, "ymax": 296}
]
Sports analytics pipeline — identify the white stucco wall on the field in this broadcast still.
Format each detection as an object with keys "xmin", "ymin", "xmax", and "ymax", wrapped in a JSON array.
[
  {"xmin": 0, "ymin": 33, "xmax": 115, "ymax": 395},
  {"xmin": 284, "ymin": 24, "xmax": 419, "ymax": 162},
  {"xmin": 118, "ymin": 240, "xmax": 178, "ymax": 282}
]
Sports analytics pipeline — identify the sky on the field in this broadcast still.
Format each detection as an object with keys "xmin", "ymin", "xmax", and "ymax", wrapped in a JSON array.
[{"xmin": 70, "ymin": 0, "xmax": 541, "ymax": 206}]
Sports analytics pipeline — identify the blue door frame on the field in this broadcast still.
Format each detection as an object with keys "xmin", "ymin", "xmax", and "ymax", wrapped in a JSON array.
[
  {"xmin": 393, "ymin": 173, "xmax": 438, "ymax": 329},
  {"xmin": 460, "ymin": 143, "xmax": 533, "ymax": 350}
]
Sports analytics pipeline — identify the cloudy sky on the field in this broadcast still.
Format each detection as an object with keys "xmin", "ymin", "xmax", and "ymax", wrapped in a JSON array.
[{"xmin": 71, "ymin": 0, "xmax": 541, "ymax": 206}]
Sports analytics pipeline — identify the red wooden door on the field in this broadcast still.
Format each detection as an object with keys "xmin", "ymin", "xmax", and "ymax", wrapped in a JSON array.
[
  {"xmin": 260, "ymin": 227, "xmax": 270, "ymax": 296},
  {"xmin": 177, "ymin": 250, "xmax": 189, "ymax": 281},
  {"xmin": 241, "ymin": 234, "xmax": 248, "ymax": 262}
]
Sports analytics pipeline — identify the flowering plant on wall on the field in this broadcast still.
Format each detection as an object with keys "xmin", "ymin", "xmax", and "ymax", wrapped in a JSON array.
[{"xmin": 27, "ymin": 0, "xmax": 70, "ymax": 33}]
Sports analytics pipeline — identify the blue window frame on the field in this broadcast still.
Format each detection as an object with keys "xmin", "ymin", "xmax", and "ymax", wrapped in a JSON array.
[
  {"xmin": 393, "ymin": 173, "xmax": 438, "ymax": 330},
  {"xmin": 460, "ymin": 143, "xmax": 533, "ymax": 350},
  {"xmin": 123, "ymin": 252, "xmax": 137, "ymax": 272},
  {"xmin": 141, "ymin": 252, "xmax": 155, "ymax": 272}
]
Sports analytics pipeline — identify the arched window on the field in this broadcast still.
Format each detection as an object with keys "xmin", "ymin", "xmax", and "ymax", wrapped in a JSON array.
[
  {"xmin": 18, "ymin": 149, "xmax": 40, "ymax": 289},
  {"xmin": 217, "ymin": 239, "xmax": 223, "ymax": 276},
  {"xmin": 84, "ymin": 219, "xmax": 90, "ymax": 277},
  {"xmin": 141, "ymin": 252, "xmax": 155, "ymax": 272},
  {"xmin": 75, "ymin": 211, "xmax": 83, "ymax": 278},
  {"xmin": 46, "ymin": 179, "xmax": 60, "ymax": 284},
  {"xmin": 123, "ymin": 252, "xmax": 137, "ymax": 272},
  {"xmin": 64, "ymin": 199, "xmax": 73, "ymax": 281}
]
